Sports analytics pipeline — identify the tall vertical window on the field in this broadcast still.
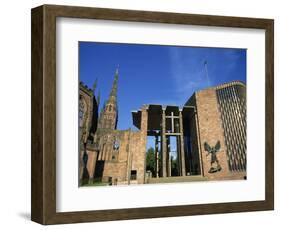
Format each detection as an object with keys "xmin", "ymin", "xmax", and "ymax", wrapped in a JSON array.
[{"xmin": 216, "ymin": 84, "xmax": 246, "ymax": 172}]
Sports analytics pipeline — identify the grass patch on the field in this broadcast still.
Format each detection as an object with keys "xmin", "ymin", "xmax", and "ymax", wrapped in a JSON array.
[{"xmin": 80, "ymin": 179, "xmax": 109, "ymax": 187}]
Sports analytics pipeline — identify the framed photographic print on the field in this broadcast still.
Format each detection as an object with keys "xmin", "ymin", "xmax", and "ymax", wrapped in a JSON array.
[{"xmin": 31, "ymin": 4, "xmax": 274, "ymax": 225}]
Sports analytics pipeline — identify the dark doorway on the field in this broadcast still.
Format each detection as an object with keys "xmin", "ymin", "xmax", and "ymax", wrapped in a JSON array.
[
  {"xmin": 130, "ymin": 170, "xmax": 137, "ymax": 180},
  {"xmin": 94, "ymin": 160, "xmax": 105, "ymax": 180}
]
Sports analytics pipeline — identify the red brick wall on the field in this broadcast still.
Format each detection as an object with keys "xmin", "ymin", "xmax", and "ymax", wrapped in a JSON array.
[
  {"xmin": 195, "ymin": 88, "xmax": 246, "ymax": 180},
  {"xmin": 196, "ymin": 89, "xmax": 230, "ymax": 180}
]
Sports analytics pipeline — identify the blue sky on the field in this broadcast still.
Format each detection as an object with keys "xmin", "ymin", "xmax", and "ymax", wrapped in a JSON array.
[{"xmin": 79, "ymin": 42, "xmax": 246, "ymax": 134}]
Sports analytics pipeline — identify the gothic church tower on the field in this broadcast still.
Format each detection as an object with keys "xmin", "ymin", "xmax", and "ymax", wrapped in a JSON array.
[{"xmin": 98, "ymin": 68, "xmax": 119, "ymax": 130}]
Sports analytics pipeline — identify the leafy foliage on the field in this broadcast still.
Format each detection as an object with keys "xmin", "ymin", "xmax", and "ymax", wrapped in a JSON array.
[
  {"xmin": 171, "ymin": 156, "xmax": 179, "ymax": 176},
  {"xmin": 146, "ymin": 147, "xmax": 155, "ymax": 175}
]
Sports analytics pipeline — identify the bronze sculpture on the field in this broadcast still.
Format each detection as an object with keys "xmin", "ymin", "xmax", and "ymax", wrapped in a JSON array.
[{"xmin": 204, "ymin": 141, "xmax": 222, "ymax": 173}]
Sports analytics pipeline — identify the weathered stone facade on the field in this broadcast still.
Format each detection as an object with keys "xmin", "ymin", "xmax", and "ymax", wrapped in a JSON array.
[
  {"xmin": 79, "ymin": 80, "xmax": 99, "ymax": 185},
  {"xmin": 79, "ymin": 72, "xmax": 246, "ymax": 186},
  {"xmin": 79, "ymin": 69, "xmax": 147, "ymax": 185}
]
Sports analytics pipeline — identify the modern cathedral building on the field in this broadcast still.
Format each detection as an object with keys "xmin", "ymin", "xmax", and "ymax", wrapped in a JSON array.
[{"xmin": 79, "ymin": 69, "xmax": 246, "ymax": 186}]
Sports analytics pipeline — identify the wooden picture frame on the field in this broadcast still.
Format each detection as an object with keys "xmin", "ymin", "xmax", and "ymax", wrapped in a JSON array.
[{"xmin": 31, "ymin": 4, "xmax": 274, "ymax": 225}]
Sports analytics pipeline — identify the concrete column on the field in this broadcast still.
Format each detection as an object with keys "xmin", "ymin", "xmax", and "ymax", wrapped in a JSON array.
[
  {"xmin": 155, "ymin": 135, "xmax": 159, "ymax": 178},
  {"xmin": 179, "ymin": 109, "xmax": 186, "ymax": 176},
  {"xmin": 171, "ymin": 112, "xmax": 174, "ymax": 132},
  {"xmin": 162, "ymin": 107, "xmax": 167, "ymax": 177},
  {"xmin": 168, "ymin": 153, "xmax": 172, "ymax": 177},
  {"xmin": 139, "ymin": 106, "xmax": 148, "ymax": 183}
]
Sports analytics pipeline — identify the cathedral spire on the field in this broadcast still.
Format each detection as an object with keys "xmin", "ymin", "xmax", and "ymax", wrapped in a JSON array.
[
  {"xmin": 108, "ymin": 66, "xmax": 119, "ymax": 103},
  {"xmin": 97, "ymin": 67, "xmax": 119, "ymax": 130}
]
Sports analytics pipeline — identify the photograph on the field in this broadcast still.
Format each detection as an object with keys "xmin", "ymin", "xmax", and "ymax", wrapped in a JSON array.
[
  {"xmin": 30, "ymin": 4, "xmax": 274, "ymax": 224},
  {"xmin": 78, "ymin": 42, "xmax": 247, "ymax": 187}
]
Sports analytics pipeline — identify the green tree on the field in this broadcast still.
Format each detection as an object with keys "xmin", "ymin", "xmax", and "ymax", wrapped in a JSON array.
[
  {"xmin": 171, "ymin": 156, "xmax": 179, "ymax": 176},
  {"xmin": 146, "ymin": 147, "xmax": 155, "ymax": 176}
]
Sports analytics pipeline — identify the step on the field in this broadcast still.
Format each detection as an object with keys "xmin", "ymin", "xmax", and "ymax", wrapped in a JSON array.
[{"xmin": 147, "ymin": 175, "xmax": 207, "ymax": 184}]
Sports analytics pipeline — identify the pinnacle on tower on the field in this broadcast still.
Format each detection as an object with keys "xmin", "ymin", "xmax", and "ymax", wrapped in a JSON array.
[
  {"xmin": 97, "ymin": 90, "xmax": 101, "ymax": 106},
  {"xmin": 115, "ymin": 64, "xmax": 119, "ymax": 75},
  {"xmin": 92, "ymin": 78, "xmax": 98, "ymax": 95}
]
